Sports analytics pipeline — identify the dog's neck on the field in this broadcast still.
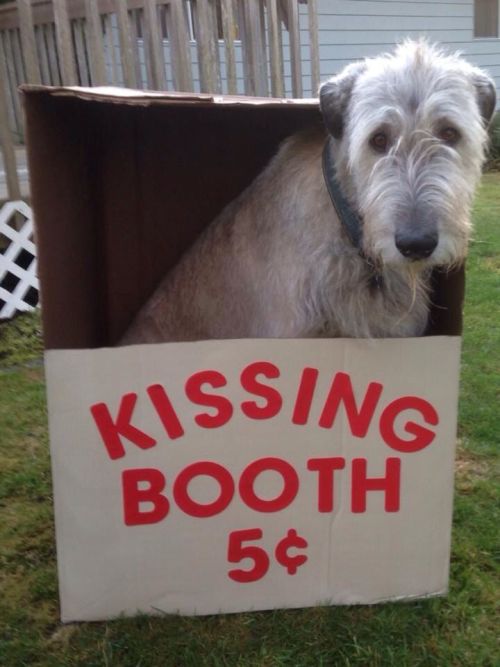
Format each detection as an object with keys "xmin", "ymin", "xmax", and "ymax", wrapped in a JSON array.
[{"xmin": 322, "ymin": 137, "xmax": 383, "ymax": 290}]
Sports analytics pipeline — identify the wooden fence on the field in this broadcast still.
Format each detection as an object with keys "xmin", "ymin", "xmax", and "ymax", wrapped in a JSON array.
[{"xmin": 0, "ymin": 0, "xmax": 320, "ymax": 202}]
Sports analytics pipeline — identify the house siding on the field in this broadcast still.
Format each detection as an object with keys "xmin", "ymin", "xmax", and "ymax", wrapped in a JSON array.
[{"xmin": 298, "ymin": 0, "xmax": 500, "ymax": 108}]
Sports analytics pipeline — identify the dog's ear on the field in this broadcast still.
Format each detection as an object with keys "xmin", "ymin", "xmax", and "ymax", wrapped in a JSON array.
[
  {"xmin": 319, "ymin": 62, "xmax": 366, "ymax": 139},
  {"xmin": 472, "ymin": 71, "xmax": 496, "ymax": 127}
]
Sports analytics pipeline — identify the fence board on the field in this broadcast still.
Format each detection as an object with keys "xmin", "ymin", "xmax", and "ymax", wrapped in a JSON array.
[
  {"xmin": 53, "ymin": 0, "xmax": 78, "ymax": 84},
  {"xmin": 140, "ymin": 10, "xmax": 154, "ymax": 88},
  {"xmin": 258, "ymin": 0, "xmax": 269, "ymax": 95},
  {"xmin": 2, "ymin": 30, "xmax": 23, "ymax": 136},
  {"xmin": 17, "ymin": 0, "xmax": 41, "ymax": 84},
  {"xmin": 45, "ymin": 23, "xmax": 61, "ymax": 83},
  {"xmin": 193, "ymin": 0, "xmax": 218, "ymax": 93},
  {"xmin": 143, "ymin": 0, "xmax": 166, "ymax": 90},
  {"xmin": 220, "ymin": 0, "xmax": 237, "ymax": 94},
  {"xmin": 287, "ymin": 0, "xmax": 302, "ymax": 97},
  {"xmin": 242, "ymin": 0, "xmax": 256, "ymax": 95},
  {"xmin": 103, "ymin": 13, "xmax": 119, "ymax": 84},
  {"xmin": 237, "ymin": 0, "xmax": 250, "ymax": 94},
  {"xmin": 168, "ymin": 0, "xmax": 193, "ymax": 92},
  {"xmin": 85, "ymin": 0, "xmax": 106, "ymax": 85},
  {"xmin": 267, "ymin": 0, "xmax": 283, "ymax": 97},
  {"xmin": 35, "ymin": 24, "xmax": 51, "ymax": 83},
  {"xmin": 129, "ymin": 9, "xmax": 144, "ymax": 87},
  {"xmin": 12, "ymin": 27, "xmax": 26, "ymax": 84},
  {"xmin": 307, "ymin": 0, "xmax": 319, "ymax": 94},
  {"xmin": 11, "ymin": 28, "xmax": 26, "ymax": 136},
  {"xmin": 115, "ymin": 0, "xmax": 137, "ymax": 88},
  {"xmin": 210, "ymin": 0, "xmax": 222, "ymax": 91},
  {"xmin": 246, "ymin": 0, "xmax": 267, "ymax": 96},
  {"xmin": 277, "ymin": 0, "xmax": 285, "ymax": 88},
  {"xmin": 73, "ymin": 18, "xmax": 87, "ymax": 85},
  {"xmin": 0, "ymin": 56, "xmax": 21, "ymax": 200}
]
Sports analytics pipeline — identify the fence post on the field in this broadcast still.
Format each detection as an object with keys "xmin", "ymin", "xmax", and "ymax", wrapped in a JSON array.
[
  {"xmin": 287, "ymin": 0, "xmax": 302, "ymax": 97},
  {"xmin": 53, "ymin": 0, "xmax": 78, "ymax": 85},
  {"xmin": 243, "ymin": 0, "xmax": 268, "ymax": 97},
  {"xmin": 193, "ymin": 0, "xmax": 218, "ymax": 93},
  {"xmin": 168, "ymin": 0, "xmax": 193, "ymax": 92},
  {"xmin": 0, "ymin": 58, "xmax": 21, "ymax": 202},
  {"xmin": 2, "ymin": 30, "xmax": 23, "ymax": 138},
  {"xmin": 16, "ymin": 0, "xmax": 41, "ymax": 85},
  {"xmin": 45, "ymin": 24, "xmax": 62, "ymax": 85},
  {"xmin": 85, "ymin": 0, "xmax": 107, "ymax": 86},
  {"xmin": 220, "ymin": 0, "xmax": 237, "ymax": 94},
  {"xmin": 307, "ymin": 0, "xmax": 320, "ymax": 95},
  {"xmin": 143, "ymin": 0, "xmax": 166, "ymax": 90},
  {"xmin": 35, "ymin": 26, "xmax": 50, "ymax": 84},
  {"xmin": 115, "ymin": 0, "xmax": 137, "ymax": 88},
  {"xmin": 267, "ymin": 0, "xmax": 284, "ymax": 98}
]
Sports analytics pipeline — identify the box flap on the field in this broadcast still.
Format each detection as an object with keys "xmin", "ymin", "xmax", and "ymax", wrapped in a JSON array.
[{"xmin": 21, "ymin": 84, "xmax": 319, "ymax": 108}]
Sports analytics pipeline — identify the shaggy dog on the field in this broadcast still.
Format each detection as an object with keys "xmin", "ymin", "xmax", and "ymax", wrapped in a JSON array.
[{"xmin": 122, "ymin": 41, "xmax": 495, "ymax": 344}]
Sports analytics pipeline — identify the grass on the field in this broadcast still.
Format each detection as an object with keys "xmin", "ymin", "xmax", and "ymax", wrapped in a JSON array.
[
  {"xmin": 485, "ymin": 111, "xmax": 500, "ymax": 171},
  {"xmin": 1, "ymin": 175, "xmax": 499, "ymax": 666},
  {"xmin": 0, "ymin": 310, "xmax": 43, "ymax": 367}
]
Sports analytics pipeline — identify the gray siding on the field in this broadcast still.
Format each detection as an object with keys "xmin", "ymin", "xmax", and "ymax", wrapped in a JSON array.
[{"xmin": 303, "ymin": 0, "xmax": 500, "ymax": 108}]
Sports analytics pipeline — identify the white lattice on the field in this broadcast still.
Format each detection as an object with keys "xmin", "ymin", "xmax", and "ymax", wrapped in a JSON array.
[{"xmin": 0, "ymin": 201, "xmax": 39, "ymax": 319}]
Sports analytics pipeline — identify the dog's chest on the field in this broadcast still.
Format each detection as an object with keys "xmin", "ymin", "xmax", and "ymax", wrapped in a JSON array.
[{"xmin": 318, "ymin": 266, "xmax": 430, "ymax": 339}]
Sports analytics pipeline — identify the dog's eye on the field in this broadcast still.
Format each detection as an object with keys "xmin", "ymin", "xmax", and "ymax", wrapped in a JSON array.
[
  {"xmin": 439, "ymin": 127, "xmax": 460, "ymax": 145},
  {"xmin": 370, "ymin": 132, "xmax": 389, "ymax": 153}
]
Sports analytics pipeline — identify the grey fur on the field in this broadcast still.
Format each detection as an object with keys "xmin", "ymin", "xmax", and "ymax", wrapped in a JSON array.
[{"xmin": 122, "ymin": 40, "xmax": 495, "ymax": 345}]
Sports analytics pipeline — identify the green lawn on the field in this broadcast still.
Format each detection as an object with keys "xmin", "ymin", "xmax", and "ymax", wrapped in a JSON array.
[{"xmin": 1, "ymin": 175, "xmax": 499, "ymax": 666}]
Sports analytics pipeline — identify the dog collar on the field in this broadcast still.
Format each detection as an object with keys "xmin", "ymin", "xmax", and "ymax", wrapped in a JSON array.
[
  {"xmin": 322, "ymin": 137, "xmax": 383, "ymax": 290},
  {"xmin": 322, "ymin": 136, "xmax": 363, "ymax": 249}
]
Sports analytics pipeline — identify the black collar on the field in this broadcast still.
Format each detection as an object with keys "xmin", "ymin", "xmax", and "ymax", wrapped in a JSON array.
[
  {"xmin": 322, "ymin": 137, "xmax": 383, "ymax": 290},
  {"xmin": 322, "ymin": 136, "xmax": 364, "ymax": 250}
]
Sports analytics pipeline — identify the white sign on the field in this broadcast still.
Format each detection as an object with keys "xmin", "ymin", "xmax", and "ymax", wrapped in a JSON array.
[{"xmin": 45, "ymin": 337, "xmax": 460, "ymax": 622}]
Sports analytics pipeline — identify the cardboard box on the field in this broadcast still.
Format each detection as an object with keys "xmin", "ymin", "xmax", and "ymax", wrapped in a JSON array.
[{"xmin": 24, "ymin": 87, "xmax": 464, "ymax": 622}]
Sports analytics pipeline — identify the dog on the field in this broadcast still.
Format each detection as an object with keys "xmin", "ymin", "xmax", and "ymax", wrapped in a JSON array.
[{"xmin": 122, "ymin": 40, "xmax": 495, "ymax": 344}]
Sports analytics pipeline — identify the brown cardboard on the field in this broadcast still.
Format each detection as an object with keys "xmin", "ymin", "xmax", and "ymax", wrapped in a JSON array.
[
  {"xmin": 22, "ymin": 86, "xmax": 464, "ymax": 351},
  {"xmin": 23, "ymin": 87, "xmax": 464, "ymax": 621}
]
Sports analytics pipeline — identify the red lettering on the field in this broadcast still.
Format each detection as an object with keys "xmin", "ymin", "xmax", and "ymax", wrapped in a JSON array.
[
  {"xmin": 240, "ymin": 361, "xmax": 282, "ymax": 419},
  {"xmin": 173, "ymin": 461, "xmax": 234, "ymax": 517},
  {"xmin": 227, "ymin": 529, "xmax": 270, "ymax": 582},
  {"xmin": 185, "ymin": 370, "xmax": 233, "ymax": 428},
  {"xmin": 90, "ymin": 393, "xmax": 156, "ymax": 460},
  {"xmin": 307, "ymin": 457, "xmax": 346, "ymax": 512},
  {"xmin": 319, "ymin": 372, "xmax": 383, "ymax": 436},
  {"xmin": 351, "ymin": 457, "xmax": 401, "ymax": 512},
  {"xmin": 292, "ymin": 367, "xmax": 319, "ymax": 425},
  {"xmin": 380, "ymin": 396, "xmax": 438, "ymax": 453},
  {"xmin": 147, "ymin": 384, "xmax": 184, "ymax": 439},
  {"xmin": 122, "ymin": 468, "xmax": 169, "ymax": 525},
  {"xmin": 239, "ymin": 457, "xmax": 299, "ymax": 512}
]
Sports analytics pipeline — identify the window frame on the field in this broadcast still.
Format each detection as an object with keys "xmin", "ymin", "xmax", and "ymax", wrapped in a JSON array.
[{"xmin": 474, "ymin": 0, "xmax": 500, "ymax": 39}]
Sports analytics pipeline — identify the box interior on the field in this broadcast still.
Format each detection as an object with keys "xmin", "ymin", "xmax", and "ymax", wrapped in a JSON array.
[{"xmin": 23, "ymin": 88, "xmax": 464, "ymax": 350}]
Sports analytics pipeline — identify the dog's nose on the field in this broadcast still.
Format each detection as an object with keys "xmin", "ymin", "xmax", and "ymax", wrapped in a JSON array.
[{"xmin": 395, "ymin": 232, "xmax": 438, "ymax": 260}]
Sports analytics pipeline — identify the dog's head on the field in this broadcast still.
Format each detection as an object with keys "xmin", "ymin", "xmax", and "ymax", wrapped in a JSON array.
[{"xmin": 319, "ymin": 40, "xmax": 496, "ymax": 268}]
